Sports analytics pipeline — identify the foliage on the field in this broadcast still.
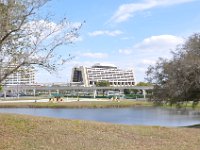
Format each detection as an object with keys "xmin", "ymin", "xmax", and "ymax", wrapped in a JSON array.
[
  {"xmin": 96, "ymin": 81, "xmax": 110, "ymax": 87},
  {"xmin": 95, "ymin": 81, "xmax": 110, "ymax": 96},
  {"xmin": 124, "ymin": 94, "xmax": 144, "ymax": 99},
  {"xmin": 136, "ymin": 82, "xmax": 152, "ymax": 86},
  {"xmin": 146, "ymin": 33, "xmax": 200, "ymax": 104},
  {"xmin": 131, "ymin": 89, "xmax": 140, "ymax": 94},
  {"xmin": 124, "ymin": 89, "xmax": 131, "ymax": 94},
  {"xmin": 0, "ymin": 0, "xmax": 82, "ymax": 83}
]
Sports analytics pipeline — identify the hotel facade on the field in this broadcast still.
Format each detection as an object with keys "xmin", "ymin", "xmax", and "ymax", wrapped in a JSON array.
[
  {"xmin": 71, "ymin": 63, "xmax": 135, "ymax": 87},
  {"xmin": 1, "ymin": 64, "xmax": 35, "ymax": 86}
]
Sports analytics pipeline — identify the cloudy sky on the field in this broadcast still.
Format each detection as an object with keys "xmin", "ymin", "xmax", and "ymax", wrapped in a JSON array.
[{"xmin": 36, "ymin": 0, "xmax": 200, "ymax": 83}]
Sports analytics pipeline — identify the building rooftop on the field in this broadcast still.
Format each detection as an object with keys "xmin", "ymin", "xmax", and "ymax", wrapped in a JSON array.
[{"xmin": 92, "ymin": 63, "xmax": 117, "ymax": 69}]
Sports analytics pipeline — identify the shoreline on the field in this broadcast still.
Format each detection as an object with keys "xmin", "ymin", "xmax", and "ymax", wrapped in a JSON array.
[
  {"xmin": 0, "ymin": 99, "xmax": 153, "ymax": 108},
  {"xmin": 1, "ymin": 98, "xmax": 200, "ymax": 109}
]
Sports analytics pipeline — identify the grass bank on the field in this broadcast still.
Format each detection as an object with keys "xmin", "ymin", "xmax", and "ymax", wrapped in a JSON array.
[
  {"xmin": 0, "ymin": 100, "xmax": 153, "ymax": 108},
  {"xmin": 0, "ymin": 96, "xmax": 46, "ymax": 101},
  {"xmin": 187, "ymin": 124, "xmax": 200, "ymax": 128},
  {"xmin": 0, "ymin": 114, "xmax": 200, "ymax": 150},
  {"xmin": 156, "ymin": 102, "xmax": 200, "ymax": 110}
]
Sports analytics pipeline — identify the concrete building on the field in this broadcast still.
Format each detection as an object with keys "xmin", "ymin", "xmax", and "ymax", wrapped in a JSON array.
[
  {"xmin": 71, "ymin": 63, "xmax": 135, "ymax": 87},
  {"xmin": 1, "ymin": 64, "xmax": 35, "ymax": 86}
]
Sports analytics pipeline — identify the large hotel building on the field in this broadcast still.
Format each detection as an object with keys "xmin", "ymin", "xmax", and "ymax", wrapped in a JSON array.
[
  {"xmin": 1, "ymin": 64, "xmax": 35, "ymax": 86},
  {"xmin": 71, "ymin": 63, "xmax": 135, "ymax": 87}
]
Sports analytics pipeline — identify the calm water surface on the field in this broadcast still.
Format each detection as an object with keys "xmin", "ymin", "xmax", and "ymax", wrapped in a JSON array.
[{"xmin": 0, "ymin": 107, "xmax": 200, "ymax": 127}]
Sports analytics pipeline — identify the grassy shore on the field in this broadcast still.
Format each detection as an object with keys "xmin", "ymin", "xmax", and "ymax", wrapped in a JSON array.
[
  {"xmin": 0, "ymin": 114, "xmax": 200, "ymax": 150},
  {"xmin": 166, "ymin": 103, "xmax": 200, "ymax": 109},
  {"xmin": 0, "ymin": 100, "xmax": 153, "ymax": 108},
  {"xmin": 0, "ymin": 96, "xmax": 47, "ymax": 100}
]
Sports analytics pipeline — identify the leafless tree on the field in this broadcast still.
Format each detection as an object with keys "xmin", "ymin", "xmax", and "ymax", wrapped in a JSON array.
[{"xmin": 0, "ymin": 0, "xmax": 82, "ymax": 83}]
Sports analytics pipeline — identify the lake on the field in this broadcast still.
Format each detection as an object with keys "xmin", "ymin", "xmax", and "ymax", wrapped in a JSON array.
[{"xmin": 0, "ymin": 107, "xmax": 200, "ymax": 127}]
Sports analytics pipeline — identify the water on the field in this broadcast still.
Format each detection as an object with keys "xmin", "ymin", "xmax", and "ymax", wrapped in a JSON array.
[{"xmin": 0, "ymin": 107, "xmax": 200, "ymax": 127}]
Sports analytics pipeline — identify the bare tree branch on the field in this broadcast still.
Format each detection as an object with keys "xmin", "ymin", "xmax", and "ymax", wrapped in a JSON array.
[{"xmin": 0, "ymin": 0, "xmax": 82, "ymax": 83}]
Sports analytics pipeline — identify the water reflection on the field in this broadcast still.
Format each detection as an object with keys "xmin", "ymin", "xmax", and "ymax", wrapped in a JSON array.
[{"xmin": 0, "ymin": 107, "xmax": 200, "ymax": 127}]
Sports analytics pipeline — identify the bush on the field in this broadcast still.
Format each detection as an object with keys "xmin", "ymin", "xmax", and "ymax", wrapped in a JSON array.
[{"xmin": 124, "ymin": 94, "xmax": 144, "ymax": 99}]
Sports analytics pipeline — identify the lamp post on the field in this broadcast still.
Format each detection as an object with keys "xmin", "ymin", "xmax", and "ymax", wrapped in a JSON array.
[
  {"xmin": 0, "ymin": 52, "xmax": 3, "ymax": 96},
  {"xmin": 0, "ymin": 58, "xmax": 2, "ymax": 86},
  {"xmin": 17, "ymin": 72, "xmax": 19, "ymax": 99},
  {"xmin": 0, "ymin": 49, "xmax": 5, "ymax": 99},
  {"xmin": 0, "ymin": 58, "xmax": 2, "ymax": 99}
]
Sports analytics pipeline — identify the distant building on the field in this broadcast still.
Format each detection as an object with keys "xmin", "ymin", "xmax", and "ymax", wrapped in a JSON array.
[
  {"xmin": 71, "ymin": 63, "xmax": 135, "ymax": 87},
  {"xmin": 1, "ymin": 64, "xmax": 35, "ymax": 86}
]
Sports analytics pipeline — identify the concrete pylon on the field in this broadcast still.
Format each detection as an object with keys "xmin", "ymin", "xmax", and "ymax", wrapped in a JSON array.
[
  {"xmin": 93, "ymin": 89, "xmax": 97, "ymax": 99},
  {"xmin": 142, "ymin": 89, "xmax": 146, "ymax": 99},
  {"xmin": 56, "ymin": 89, "xmax": 59, "ymax": 94},
  {"xmin": 49, "ymin": 90, "xmax": 51, "ymax": 96},
  {"xmin": 3, "ymin": 90, "xmax": 6, "ymax": 99},
  {"xmin": 33, "ymin": 89, "xmax": 36, "ymax": 97}
]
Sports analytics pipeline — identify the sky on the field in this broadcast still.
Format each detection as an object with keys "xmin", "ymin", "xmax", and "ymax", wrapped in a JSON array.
[{"xmin": 35, "ymin": 0, "xmax": 200, "ymax": 83}]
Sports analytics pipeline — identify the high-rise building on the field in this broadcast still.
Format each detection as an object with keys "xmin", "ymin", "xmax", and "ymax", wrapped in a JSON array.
[
  {"xmin": 1, "ymin": 64, "xmax": 35, "ymax": 85},
  {"xmin": 71, "ymin": 63, "xmax": 135, "ymax": 87}
]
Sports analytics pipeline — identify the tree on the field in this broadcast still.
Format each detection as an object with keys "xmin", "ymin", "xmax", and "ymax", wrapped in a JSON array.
[
  {"xmin": 96, "ymin": 81, "xmax": 110, "ymax": 87},
  {"xmin": 0, "ymin": 0, "xmax": 82, "ymax": 84},
  {"xmin": 124, "ymin": 89, "xmax": 131, "ymax": 95},
  {"xmin": 146, "ymin": 33, "xmax": 200, "ymax": 105},
  {"xmin": 96, "ymin": 81, "xmax": 110, "ymax": 96},
  {"xmin": 136, "ymin": 82, "xmax": 152, "ymax": 86}
]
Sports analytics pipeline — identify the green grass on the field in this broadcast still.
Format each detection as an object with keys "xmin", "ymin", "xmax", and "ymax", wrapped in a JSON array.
[
  {"xmin": 186, "ymin": 124, "xmax": 200, "ymax": 128},
  {"xmin": 0, "ymin": 100, "xmax": 153, "ymax": 108},
  {"xmin": 157, "ymin": 102, "xmax": 200, "ymax": 110},
  {"xmin": 0, "ymin": 114, "xmax": 200, "ymax": 150},
  {"xmin": 0, "ymin": 96, "xmax": 46, "ymax": 101}
]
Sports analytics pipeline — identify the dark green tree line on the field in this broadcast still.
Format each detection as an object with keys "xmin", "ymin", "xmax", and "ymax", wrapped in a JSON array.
[{"xmin": 146, "ymin": 33, "xmax": 200, "ymax": 105}]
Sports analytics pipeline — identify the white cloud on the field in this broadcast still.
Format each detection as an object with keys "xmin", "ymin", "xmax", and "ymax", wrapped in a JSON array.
[
  {"xmin": 116, "ymin": 35, "xmax": 185, "ymax": 82},
  {"xmin": 121, "ymin": 36, "xmax": 135, "ymax": 40},
  {"xmin": 118, "ymin": 48, "xmax": 133, "ymax": 55},
  {"xmin": 134, "ymin": 35, "xmax": 184, "ymax": 52},
  {"xmin": 121, "ymin": 37, "xmax": 130, "ymax": 40},
  {"xmin": 140, "ymin": 59, "xmax": 156, "ymax": 65},
  {"xmin": 89, "ymin": 30, "xmax": 123, "ymax": 37},
  {"xmin": 81, "ymin": 52, "xmax": 108, "ymax": 58},
  {"xmin": 23, "ymin": 20, "xmax": 59, "ymax": 43},
  {"xmin": 35, "ymin": 60, "xmax": 94, "ymax": 83},
  {"xmin": 110, "ymin": 0, "xmax": 195, "ymax": 23},
  {"xmin": 71, "ymin": 22, "xmax": 83, "ymax": 28},
  {"xmin": 70, "ymin": 36, "xmax": 83, "ymax": 42},
  {"xmin": 23, "ymin": 20, "xmax": 83, "ymax": 44},
  {"xmin": 69, "ymin": 60, "xmax": 116, "ymax": 68},
  {"xmin": 118, "ymin": 35, "xmax": 184, "ymax": 55}
]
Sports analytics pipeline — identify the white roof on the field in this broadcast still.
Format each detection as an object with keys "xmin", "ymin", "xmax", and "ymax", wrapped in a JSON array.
[{"xmin": 92, "ymin": 63, "xmax": 117, "ymax": 68}]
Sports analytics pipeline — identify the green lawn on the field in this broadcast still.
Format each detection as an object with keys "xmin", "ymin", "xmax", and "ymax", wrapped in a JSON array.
[
  {"xmin": 0, "ymin": 114, "xmax": 200, "ymax": 150},
  {"xmin": 0, "ymin": 100, "xmax": 153, "ymax": 108}
]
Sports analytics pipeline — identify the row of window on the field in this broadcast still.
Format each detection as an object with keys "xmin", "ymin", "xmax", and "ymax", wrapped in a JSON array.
[
  {"xmin": 87, "ymin": 69, "xmax": 133, "ymax": 73},
  {"xmin": 88, "ymin": 74, "xmax": 134, "ymax": 77},
  {"xmin": 88, "ymin": 76, "xmax": 134, "ymax": 80},
  {"xmin": 88, "ymin": 75, "xmax": 134, "ymax": 79},
  {"xmin": 89, "ymin": 81, "xmax": 135, "ymax": 85},
  {"xmin": 87, "ymin": 71, "xmax": 133, "ymax": 75},
  {"xmin": 88, "ymin": 79, "xmax": 134, "ymax": 82},
  {"xmin": 87, "ymin": 73, "xmax": 134, "ymax": 76}
]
